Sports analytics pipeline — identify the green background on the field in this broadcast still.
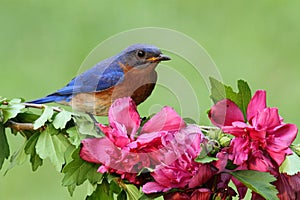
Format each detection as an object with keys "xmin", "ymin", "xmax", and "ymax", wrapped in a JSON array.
[{"xmin": 1, "ymin": 1, "xmax": 300, "ymax": 199}]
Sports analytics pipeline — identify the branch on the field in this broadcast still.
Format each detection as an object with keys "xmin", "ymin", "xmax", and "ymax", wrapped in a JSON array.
[
  {"xmin": 6, "ymin": 120, "xmax": 38, "ymax": 131},
  {"xmin": 3, "ymin": 102, "xmax": 62, "ymax": 131},
  {"xmin": 2, "ymin": 101, "xmax": 63, "ymax": 112},
  {"xmin": 24, "ymin": 103, "xmax": 63, "ymax": 112}
]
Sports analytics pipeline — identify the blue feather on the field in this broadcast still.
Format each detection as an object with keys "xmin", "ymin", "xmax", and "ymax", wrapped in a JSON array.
[
  {"xmin": 28, "ymin": 57, "xmax": 125, "ymax": 104},
  {"xmin": 28, "ymin": 95, "xmax": 66, "ymax": 104}
]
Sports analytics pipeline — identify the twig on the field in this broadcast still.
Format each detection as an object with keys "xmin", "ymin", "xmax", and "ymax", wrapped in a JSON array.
[
  {"xmin": 24, "ymin": 103, "xmax": 63, "ymax": 112},
  {"xmin": 3, "ymin": 102, "xmax": 62, "ymax": 131},
  {"xmin": 6, "ymin": 120, "xmax": 37, "ymax": 131},
  {"xmin": 2, "ymin": 101, "xmax": 63, "ymax": 112}
]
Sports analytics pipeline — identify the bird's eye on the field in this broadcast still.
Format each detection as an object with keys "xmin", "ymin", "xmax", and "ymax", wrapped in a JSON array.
[{"xmin": 137, "ymin": 50, "xmax": 146, "ymax": 58}]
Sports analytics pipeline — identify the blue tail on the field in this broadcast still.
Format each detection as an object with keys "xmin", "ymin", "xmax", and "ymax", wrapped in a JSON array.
[{"xmin": 27, "ymin": 94, "xmax": 67, "ymax": 104}]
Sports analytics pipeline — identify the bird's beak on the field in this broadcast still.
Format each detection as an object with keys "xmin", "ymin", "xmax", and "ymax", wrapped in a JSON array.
[{"xmin": 147, "ymin": 54, "xmax": 171, "ymax": 62}]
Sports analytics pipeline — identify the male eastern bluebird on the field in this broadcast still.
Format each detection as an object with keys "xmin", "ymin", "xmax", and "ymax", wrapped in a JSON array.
[{"xmin": 29, "ymin": 44, "xmax": 170, "ymax": 116}]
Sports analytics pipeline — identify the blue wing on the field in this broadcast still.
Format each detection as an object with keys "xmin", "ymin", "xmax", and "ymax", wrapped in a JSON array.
[
  {"xmin": 55, "ymin": 70, "xmax": 124, "ymax": 95},
  {"xmin": 29, "ymin": 59, "xmax": 125, "ymax": 104}
]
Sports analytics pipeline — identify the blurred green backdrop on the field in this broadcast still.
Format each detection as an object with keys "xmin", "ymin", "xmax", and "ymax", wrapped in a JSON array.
[{"xmin": 1, "ymin": 1, "xmax": 300, "ymax": 199}]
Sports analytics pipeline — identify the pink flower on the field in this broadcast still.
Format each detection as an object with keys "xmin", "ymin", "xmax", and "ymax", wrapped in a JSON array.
[
  {"xmin": 209, "ymin": 90, "xmax": 298, "ymax": 171},
  {"xmin": 80, "ymin": 97, "xmax": 186, "ymax": 184},
  {"xmin": 142, "ymin": 125, "xmax": 215, "ymax": 193}
]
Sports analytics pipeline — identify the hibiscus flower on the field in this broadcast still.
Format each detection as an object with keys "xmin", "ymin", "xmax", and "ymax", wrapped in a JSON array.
[
  {"xmin": 142, "ymin": 125, "xmax": 215, "ymax": 193},
  {"xmin": 80, "ymin": 97, "xmax": 186, "ymax": 184},
  {"xmin": 209, "ymin": 90, "xmax": 298, "ymax": 171},
  {"xmin": 209, "ymin": 90, "xmax": 299, "ymax": 199}
]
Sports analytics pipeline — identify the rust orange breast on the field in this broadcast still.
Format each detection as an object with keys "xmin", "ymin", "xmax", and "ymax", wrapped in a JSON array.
[{"xmin": 69, "ymin": 64, "xmax": 158, "ymax": 116}]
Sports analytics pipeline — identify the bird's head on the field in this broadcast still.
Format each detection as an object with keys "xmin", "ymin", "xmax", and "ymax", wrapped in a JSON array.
[{"xmin": 118, "ymin": 44, "xmax": 171, "ymax": 69}]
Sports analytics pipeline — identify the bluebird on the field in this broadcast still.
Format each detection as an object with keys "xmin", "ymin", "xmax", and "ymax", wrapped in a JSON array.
[{"xmin": 29, "ymin": 44, "xmax": 171, "ymax": 116}]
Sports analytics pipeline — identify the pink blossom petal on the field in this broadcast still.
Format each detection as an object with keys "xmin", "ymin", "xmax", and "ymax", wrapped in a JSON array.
[
  {"xmin": 252, "ymin": 108, "xmax": 281, "ymax": 131},
  {"xmin": 98, "ymin": 124, "xmax": 130, "ymax": 148},
  {"xmin": 80, "ymin": 138, "xmax": 115, "ymax": 164},
  {"xmin": 231, "ymin": 121, "xmax": 249, "ymax": 128},
  {"xmin": 97, "ymin": 165, "xmax": 109, "ymax": 173},
  {"xmin": 82, "ymin": 138, "xmax": 152, "ymax": 174},
  {"xmin": 128, "ymin": 131, "xmax": 167, "ymax": 150},
  {"xmin": 214, "ymin": 150, "xmax": 229, "ymax": 172},
  {"xmin": 142, "ymin": 182, "xmax": 171, "ymax": 194},
  {"xmin": 209, "ymin": 99, "xmax": 244, "ymax": 127},
  {"xmin": 222, "ymin": 125, "xmax": 248, "ymax": 137},
  {"xmin": 228, "ymin": 137, "xmax": 250, "ymax": 165},
  {"xmin": 248, "ymin": 150, "xmax": 275, "ymax": 172},
  {"xmin": 80, "ymin": 138, "xmax": 141, "ymax": 173},
  {"xmin": 141, "ymin": 106, "xmax": 185, "ymax": 133},
  {"xmin": 269, "ymin": 123, "xmax": 298, "ymax": 148},
  {"xmin": 152, "ymin": 167, "xmax": 188, "ymax": 188},
  {"xmin": 109, "ymin": 97, "xmax": 141, "ymax": 139},
  {"xmin": 266, "ymin": 145, "xmax": 293, "ymax": 167},
  {"xmin": 247, "ymin": 90, "xmax": 266, "ymax": 122},
  {"xmin": 266, "ymin": 124, "xmax": 298, "ymax": 165},
  {"xmin": 268, "ymin": 150, "xmax": 288, "ymax": 167}
]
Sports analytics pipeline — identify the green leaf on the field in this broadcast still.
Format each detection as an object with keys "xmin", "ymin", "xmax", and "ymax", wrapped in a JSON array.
[
  {"xmin": 24, "ymin": 132, "xmax": 43, "ymax": 171},
  {"xmin": 237, "ymin": 80, "xmax": 252, "ymax": 117},
  {"xmin": 124, "ymin": 184, "xmax": 142, "ymax": 200},
  {"xmin": 195, "ymin": 142, "xmax": 217, "ymax": 162},
  {"xmin": 64, "ymin": 145, "xmax": 76, "ymax": 163},
  {"xmin": 62, "ymin": 148, "xmax": 102, "ymax": 187},
  {"xmin": 136, "ymin": 167, "xmax": 154, "ymax": 176},
  {"xmin": 62, "ymin": 158, "xmax": 102, "ymax": 186},
  {"xmin": 106, "ymin": 174, "xmax": 117, "ymax": 184},
  {"xmin": 67, "ymin": 185, "xmax": 76, "ymax": 197},
  {"xmin": 231, "ymin": 170, "xmax": 278, "ymax": 200},
  {"xmin": 195, "ymin": 156, "xmax": 218, "ymax": 163},
  {"xmin": 209, "ymin": 78, "xmax": 251, "ymax": 120},
  {"xmin": 74, "ymin": 115, "xmax": 102, "ymax": 138},
  {"xmin": 0, "ymin": 97, "xmax": 7, "ymax": 105},
  {"xmin": 86, "ymin": 179, "xmax": 114, "ymax": 200},
  {"xmin": 15, "ymin": 112, "xmax": 40, "ymax": 123},
  {"xmin": 86, "ymin": 167, "xmax": 103, "ymax": 185},
  {"xmin": 36, "ymin": 126, "xmax": 71, "ymax": 171},
  {"xmin": 33, "ymin": 106, "xmax": 54, "ymax": 129},
  {"xmin": 1, "ymin": 99, "xmax": 25, "ymax": 123},
  {"xmin": 139, "ymin": 194, "xmax": 164, "ymax": 200},
  {"xmin": 0, "ymin": 110, "xmax": 3, "ymax": 123},
  {"xmin": 209, "ymin": 77, "xmax": 235, "ymax": 103},
  {"xmin": 183, "ymin": 117, "xmax": 197, "ymax": 124},
  {"xmin": 86, "ymin": 181, "xmax": 98, "ymax": 196},
  {"xmin": 0, "ymin": 123, "xmax": 10, "ymax": 169},
  {"xmin": 5, "ymin": 142, "xmax": 27, "ymax": 174},
  {"xmin": 279, "ymin": 152, "xmax": 300, "ymax": 175},
  {"xmin": 66, "ymin": 127, "xmax": 85, "ymax": 148},
  {"xmin": 117, "ymin": 190, "xmax": 127, "ymax": 200},
  {"xmin": 291, "ymin": 144, "xmax": 300, "ymax": 156},
  {"xmin": 110, "ymin": 180, "xmax": 122, "ymax": 195},
  {"xmin": 53, "ymin": 110, "xmax": 73, "ymax": 129}
]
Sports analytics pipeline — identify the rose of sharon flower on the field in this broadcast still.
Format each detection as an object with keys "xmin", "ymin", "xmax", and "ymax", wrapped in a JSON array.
[
  {"xmin": 142, "ymin": 125, "xmax": 216, "ymax": 194},
  {"xmin": 209, "ymin": 90, "xmax": 298, "ymax": 172},
  {"xmin": 80, "ymin": 97, "xmax": 186, "ymax": 184},
  {"xmin": 209, "ymin": 90, "xmax": 299, "ymax": 199}
]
